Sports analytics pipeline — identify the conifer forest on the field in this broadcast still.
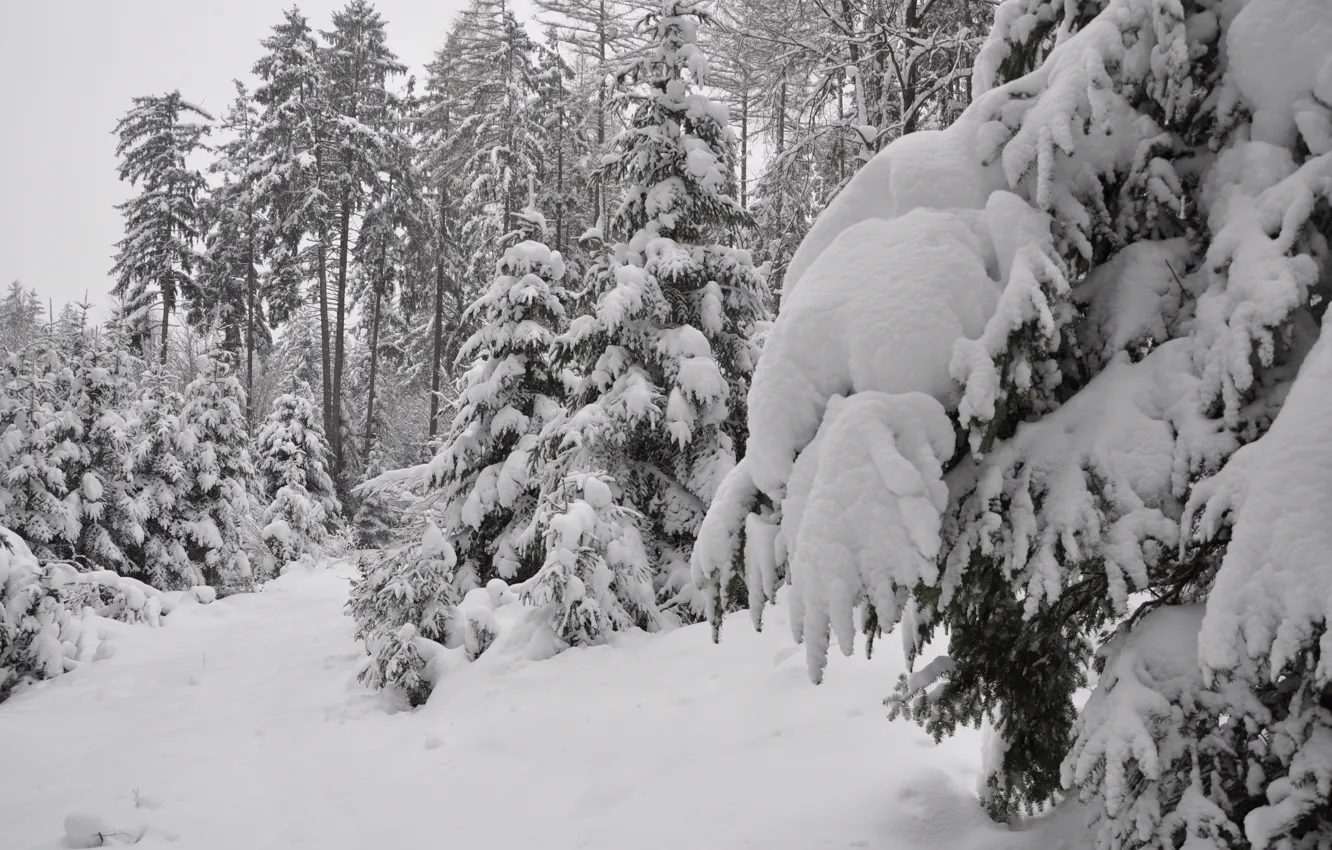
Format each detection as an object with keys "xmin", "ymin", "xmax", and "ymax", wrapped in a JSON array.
[{"xmin": 3, "ymin": 0, "xmax": 1332, "ymax": 848}]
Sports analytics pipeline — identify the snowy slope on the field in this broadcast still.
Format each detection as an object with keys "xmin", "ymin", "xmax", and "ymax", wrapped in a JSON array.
[{"xmin": 0, "ymin": 560, "xmax": 1084, "ymax": 850}]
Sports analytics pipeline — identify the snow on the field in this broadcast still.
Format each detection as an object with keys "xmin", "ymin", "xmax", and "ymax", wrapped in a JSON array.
[
  {"xmin": 0, "ymin": 558, "xmax": 1088, "ymax": 850},
  {"xmin": 782, "ymin": 121, "xmax": 1007, "ymax": 301},
  {"xmin": 1191, "ymin": 315, "xmax": 1332, "ymax": 683},
  {"xmin": 745, "ymin": 209, "xmax": 998, "ymax": 498},
  {"xmin": 1226, "ymin": 0, "xmax": 1332, "ymax": 148}
]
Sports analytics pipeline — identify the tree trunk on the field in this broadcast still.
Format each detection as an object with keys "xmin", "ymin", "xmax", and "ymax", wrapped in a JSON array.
[
  {"xmin": 245, "ymin": 229, "xmax": 257, "ymax": 428},
  {"xmin": 317, "ymin": 237, "xmax": 332, "ymax": 442},
  {"xmin": 739, "ymin": 89, "xmax": 749, "ymax": 210},
  {"xmin": 428, "ymin": 188, "xmax": 448, "ymax": 441},
  {"xmin": 901, "ymin": 0, "xmax": 921, "ymax": 136},
  {"xmin": 595, "ymin": 0, "xmax": 608, "ymax": 228},
  {"xmin": 332, "ymin": 186, "xmax": 352, "ymax": 475},
  {"xmin": 158, "ymin": 302, "xmax": 170, "ymax": 366},
  {"xmin": 362, "ymin": 253, "xmax": 385, "ymax": 467}
]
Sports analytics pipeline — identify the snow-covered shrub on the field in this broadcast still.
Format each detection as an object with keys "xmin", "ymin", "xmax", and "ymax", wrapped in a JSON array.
[
  {"xmin": 0, "ymin": 527, "xmax": 91, "ymax": 701},
  {"xmin": 693, "ymin": 0, "xmax": 1332, "ymax": 830},
  {"xmin": 256, "ymin": 388, "xmax": 340, "ymax": 569},
  {"xmin": 520, "ymin": 470, "xmax": 658, "ymax": 646},
  {"xmin": 347, "ymin": 522, "xmax": 459, "ymax": 706},
  {"xmin": 552, "ymin": 0, "xmax": 769, "ymax": 625}
]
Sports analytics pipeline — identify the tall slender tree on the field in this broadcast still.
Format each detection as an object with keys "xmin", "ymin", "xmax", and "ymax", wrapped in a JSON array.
[
  {"xmin": 252, "ymin": 6, "xmax": 334, "ymax": 438},
  {"xmin": 198, "ymin": 81, "xmax": 267, "ymax": 419},
  {"xmin": 110, "ymin": 91, "xmax": 212, "ymax": 363},
  {"xmin": 321, "ymin": 0, "xmax": 407, "ymax": 480}
]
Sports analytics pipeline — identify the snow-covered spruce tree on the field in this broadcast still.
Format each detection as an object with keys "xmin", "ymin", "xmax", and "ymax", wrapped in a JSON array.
[
  {"xmin": 552, "ymin": 0, "xmax": 767, "ymax": 628},
  {"xmin": 256, "ymin": 386, "xmax": 340, "ymax": 570},
  {"xmin": 62, "ymin": 332, "xmax": 144, "ymax": 575},
  {"xmin": 346, "ymin": 521, "xmax": 458, "ymax": 706},
  {"xmin": 424, "ymin": 197, "xmax": 569, "ymax": 591},
  {"xmin": 173, "ymin": 353, "xmax": 256, "ymax": 590},
  {"xmin": 693, "ymin": 0, "xmax": 1332, "ymax": 834},
  {"xmin": 0, "ymin": 330, "xmax": 140, "ymax": 570},
  {"xmin": 125, "ymin": 368, "xmax": 194, "ymax": 589}
]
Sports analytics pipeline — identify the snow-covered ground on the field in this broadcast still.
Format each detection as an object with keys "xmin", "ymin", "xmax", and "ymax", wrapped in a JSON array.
[{"xmin": 0, "ymin": 560, "xmax": 1083, "ymax": 850}]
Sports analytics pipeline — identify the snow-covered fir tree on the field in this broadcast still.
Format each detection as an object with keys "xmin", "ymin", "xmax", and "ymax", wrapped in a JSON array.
[
  {"xmin": 256, "ymin": 386, "xmax": 341, "ymax": 570},
  {"xmin": 693, "ymin": 0, "xmax": 1332, "ymax": 840},
  {"xmin": 424, "ymin": 196, "xmax": 569, "ymax": 591},
  {"xmin": 551, "ymin": 0, "xmax": 768, "ymax": 628},
  {"xmin": 0, "ymin": 342, "xmax": 85, "ymax": 561},
  {"xmin": 453, "ymin": 0, "xmax": 548, "ymax": 277},
  {"xmin": 172, "ymin": 353, "xmax": 257, "ymax": 590},
  {"xmin": 0, "ymin": 527, "xmax": 93, "ymax": 702}
]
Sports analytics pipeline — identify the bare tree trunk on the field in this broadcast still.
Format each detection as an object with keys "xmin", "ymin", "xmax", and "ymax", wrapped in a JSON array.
[
  {"xmin": 158, "ymin": 303, "xmax": 170, "ymax": 366},
  {"xmin": 362, "ymin": 250, "xmax": 385, "ymax": 467},
  {"xmin": 245, "ymin": 230, "xmax": 257, "ymax": 428},
  {"xmin": 595, "ymin": 0, "xmax": 608, "ymax": 228},
  {"xmin": 739, "ymin": 88, "xmax": 749, "ymax": 209},
  {"xmin": 428, "ymin": 188, "xmax": 449, "ymax": 441},
  {"xmin": 317, "ymin": 238, "xmax": 332, "ymax": 441},
  {"xmin": 332, "ymin": 186, "xmax": 352, "ymax": 476}
]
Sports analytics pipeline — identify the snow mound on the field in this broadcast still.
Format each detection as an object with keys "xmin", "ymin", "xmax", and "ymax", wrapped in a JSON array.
[
  {"xmin": 782, "ymin": 118, "xmax": 1008, "ymax": 301},
  {"xmin": 1, "ymin": 562, "xmax": 1088, "ymax": 849}
]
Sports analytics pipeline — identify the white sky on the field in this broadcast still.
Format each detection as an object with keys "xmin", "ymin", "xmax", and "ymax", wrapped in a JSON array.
[{"xmin": 0, "ymin": 0, "xmax": 479, "ymax": 320}]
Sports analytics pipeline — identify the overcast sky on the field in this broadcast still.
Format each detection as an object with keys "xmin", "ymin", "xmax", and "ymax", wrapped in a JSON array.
[{"xmin": 0, "ymin": 0, "xmax": 480, "ymax": 320}]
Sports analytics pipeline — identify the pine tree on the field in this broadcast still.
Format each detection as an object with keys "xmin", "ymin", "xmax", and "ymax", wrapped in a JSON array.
[
  {"xmin": 0, "ymin": 342, "xmax": 84, "ymax": 560},
  {"xmin": 63, "ymin": 332, "xmax": 143, "ymax": 575},
  {"xmin": 426, "ymin": 197, "xmax": 569, "ymax": 590},
  {"xmin": 256, "ymin": 386, "xmax": 341, "ymax": 568},
  {"xmin": 522, "ymin": 469, "xmax": 657, "ymax": 646},
  {"xmin": 532, "ymin": 0, "xmax": 653, "ymax": 227},
  {"xmin": 0, "ymin": 527, "xmax": 94, "ymax": 702},
  {"xmin": 110, "ymin": 91, "xmax": 212, "ymax": 363},
  {"xmin": 553, "ymin": 0, "xmax": 768, "ymax": 625}
]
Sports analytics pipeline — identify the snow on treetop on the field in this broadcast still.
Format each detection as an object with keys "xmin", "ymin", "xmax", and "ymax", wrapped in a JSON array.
[{"xmin": 500, "ymin": 240, "xmax": 565, "ymax": 281}]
